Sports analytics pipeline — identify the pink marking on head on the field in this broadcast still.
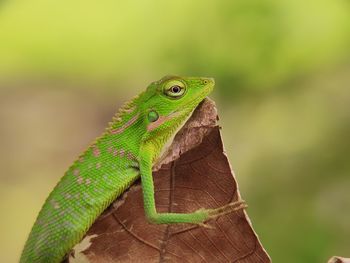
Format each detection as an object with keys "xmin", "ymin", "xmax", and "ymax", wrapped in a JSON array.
[
  {"xmin": 147, "ymin": 116, "xmax": 167, "ymax": 131},
  {"xmin": 77, "ymin": 176, "xmax": 83, "ymax": 184},
  {"xmin": 113, "ymin": 149, "xmax": 119, "ymax": 156},
  {"xmin": 110, "ymin": 113, "xmax": 140, "ymax": 135},
  {"xmin": 96, "ymin": 162, "xmax": 101, "ymax": 169},
  {"xmin": 73, "ymin": 169, "xmax": 80, "ymax": 176},
  {"xmin": 119, "ymin": 149, "xmax": 125, "ymax": 157},
  {"xmin": 127, "ymin": 152, "xmax": 136, "ymax": 161},
  {"xmin": 147, "ymin": 111, "xmax": 182, "ymax": 132},
  {"xmin": 85, "ymin": 178, "xmax": 91, "ymax": 185},
  {"xmin": 93, "ymin": 147, "xmax": 101, "ymax": 157}
]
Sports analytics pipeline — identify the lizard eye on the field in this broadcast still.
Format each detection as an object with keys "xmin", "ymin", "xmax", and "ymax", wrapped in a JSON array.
[
  {"xmin": 170, "ymin": 85, "xmax": 181, "ymax": 94},
  {"xmin": 164, "ymin": 81, "xmax": 186, "ymax": 98}
]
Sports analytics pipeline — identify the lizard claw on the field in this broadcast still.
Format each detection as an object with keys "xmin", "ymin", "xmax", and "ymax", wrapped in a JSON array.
[
  {"xmin": 197, "ymin": 222, "xmax": 216, "ymax": 230},
  {"xmin": 206, "ymin": 200, "xmax": 247, "ymax": 220}
]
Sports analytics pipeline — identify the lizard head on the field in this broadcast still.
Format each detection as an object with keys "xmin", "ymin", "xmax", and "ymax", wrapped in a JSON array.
[{"xmin": 140, "ymin": 75, "xmax": 214, "ymax": 155}]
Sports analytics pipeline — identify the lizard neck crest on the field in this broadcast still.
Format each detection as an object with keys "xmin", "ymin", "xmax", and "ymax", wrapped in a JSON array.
[{"xmin": 107, "ymin": 92, "xmax": 144, "ymax": 133}]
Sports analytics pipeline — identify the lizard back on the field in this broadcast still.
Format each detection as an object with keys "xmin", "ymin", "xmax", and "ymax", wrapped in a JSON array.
[{"xmin": 20, "ymin": 99, "xmax": 143, "ymax": 263}]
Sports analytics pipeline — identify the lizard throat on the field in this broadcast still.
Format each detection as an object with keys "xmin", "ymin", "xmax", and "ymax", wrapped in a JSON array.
[{"xmin": 154, "ymin": 107, "xmax": 196, "ymax": 166}]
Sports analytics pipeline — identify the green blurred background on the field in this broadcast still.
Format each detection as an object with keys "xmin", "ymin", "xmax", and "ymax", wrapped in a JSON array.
[{"xmin": 1, "ymin": 0, "xmax": 350, "ymax": 262}]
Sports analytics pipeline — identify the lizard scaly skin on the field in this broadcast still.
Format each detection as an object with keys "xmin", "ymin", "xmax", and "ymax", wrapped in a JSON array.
[{"xmin": 20, "ymin": 76, "xmax": 246, "ymax": 262}]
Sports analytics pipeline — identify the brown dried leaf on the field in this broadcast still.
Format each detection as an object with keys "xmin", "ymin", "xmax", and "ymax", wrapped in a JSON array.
[
  {"xmin": 328, "ymin": 257, "xmax": 350, "ymax": 263},
  {"xmin": 67, "ymin": 99, "xmax": 270, "ymax": 263}
]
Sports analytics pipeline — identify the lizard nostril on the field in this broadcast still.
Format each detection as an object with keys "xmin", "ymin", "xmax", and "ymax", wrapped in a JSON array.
[{"xmin": 202, "ymin": 78, "xmax": 214, "ymax": 85}]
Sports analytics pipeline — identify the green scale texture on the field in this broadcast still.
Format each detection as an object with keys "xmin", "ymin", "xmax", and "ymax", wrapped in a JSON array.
[
  {"xmin": 20, "ymin": 76, "xmax": 218, "ymax": 263},
  {"xmin": 21, "ymin": 101, "xmax": 144, "ymax": 262}
]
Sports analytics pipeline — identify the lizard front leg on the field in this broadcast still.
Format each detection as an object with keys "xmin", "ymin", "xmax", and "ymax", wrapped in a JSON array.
[{"xmin": 139, "ymin": 144, "xmax": 247, "ymax": 225}]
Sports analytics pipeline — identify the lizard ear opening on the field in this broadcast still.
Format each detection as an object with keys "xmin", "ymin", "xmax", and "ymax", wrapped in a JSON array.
[{"xmin": 148, "ymin": 110, "xmax": 159, "ymax": 123}]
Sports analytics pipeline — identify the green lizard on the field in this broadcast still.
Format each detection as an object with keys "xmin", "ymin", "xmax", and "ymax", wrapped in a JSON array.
[{"xmin": 20, "ymin": 76, "xmax": 246, "ymax": 263}]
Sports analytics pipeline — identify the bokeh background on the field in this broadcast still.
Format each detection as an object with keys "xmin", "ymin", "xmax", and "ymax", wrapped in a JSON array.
[{"xmin": 1, "ymin": 0, "xmax": 350, "ymax": 262}]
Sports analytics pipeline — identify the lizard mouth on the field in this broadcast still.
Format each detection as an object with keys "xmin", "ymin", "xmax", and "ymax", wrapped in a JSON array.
[
  {"xmin": 174, "ymin": 86, "xmax": 213, "ymax": 116},
  {"xmin": 148, "ymin": 85, "xmax": 212, "ymax": 133}
]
